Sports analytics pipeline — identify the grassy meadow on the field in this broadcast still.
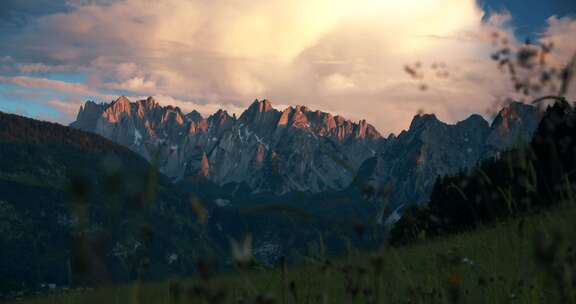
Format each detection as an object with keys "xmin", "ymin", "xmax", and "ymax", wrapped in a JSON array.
[{"xmin": 6, "ymin": 202, "xmax": 575, "ymax": 304}]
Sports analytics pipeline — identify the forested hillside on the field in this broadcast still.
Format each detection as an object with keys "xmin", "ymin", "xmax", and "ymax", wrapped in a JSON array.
[{"xmin": 390, "ymin": 100, "xmax": 576, "ymax": 244}]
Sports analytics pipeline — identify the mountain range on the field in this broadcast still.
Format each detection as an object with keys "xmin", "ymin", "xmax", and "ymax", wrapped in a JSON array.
[
  {"xmin": 71, "ymin": 97, "xmax": 539, "ymax": 215},
  {"xmin": 0, "ymin": 98, "xmax": 540, "ymax": 293},
  {"xmin": 71, "ymin": 97, "xmax": 382, "ymax": 194},
  {"xmin": 355, "ymin": 102, "xmax": 539, "ymax": 222}
]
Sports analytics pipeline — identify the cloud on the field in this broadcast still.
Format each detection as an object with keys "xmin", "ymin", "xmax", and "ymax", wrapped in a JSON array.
[
  {"xmin": 0, "ymin": 0, "xmax": 70, "ymax": 28},
  {"xmin": 541, "ymin": 16, "xmax": 576, "ymax": 64},
  {"xmin": 0, "ymin": 76, "xmax": 95, "ymax": 95},
  {"xmin": 137, "ymin": 95, "xmax": 247, "ymax": 118},
  {"xmin": 0, "ymin": 0, "xmax": 575, "ymax": 133},
  {"xmin": 0, "ymin": 75, "xmax": 116, "ymax": 123},
  {"xmin": 541, "ymin": 16, "xmax": 576, "ymax": 97},
  {"xmin": 46, "ymin": 98, "xmax": 85, "ymax": 120}
]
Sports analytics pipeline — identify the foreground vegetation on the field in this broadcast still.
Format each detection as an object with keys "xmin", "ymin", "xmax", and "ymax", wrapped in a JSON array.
[{"xmin": 6, "ymin": 201, "xmax": 575, "ymax": 304}]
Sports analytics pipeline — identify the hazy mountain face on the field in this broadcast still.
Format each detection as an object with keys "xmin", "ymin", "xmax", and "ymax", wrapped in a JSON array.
[{"xmin": 71, "ymin": 97, "xmax": 383, "ymax": 194}]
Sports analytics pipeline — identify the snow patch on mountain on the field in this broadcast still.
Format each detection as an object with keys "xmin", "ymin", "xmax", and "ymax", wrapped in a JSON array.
[{"xmin": 134, "ymin": 129, "xmax": 142, "ymax": 146}]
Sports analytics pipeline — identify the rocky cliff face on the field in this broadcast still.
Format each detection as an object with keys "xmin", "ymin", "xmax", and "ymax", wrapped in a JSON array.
[
  {"xmin": 354, "ymin": 102, "xmax": 539, "ymax": 222},
  {"xmin": 71, "ymin": 97, "xmax": 538, "ymax": 201},
  {"xmin": 71, "ymin": 97, "xmax": 383, "ymax": 194}
]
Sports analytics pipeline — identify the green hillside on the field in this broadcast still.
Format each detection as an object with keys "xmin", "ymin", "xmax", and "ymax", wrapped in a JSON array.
[{"xmin": 7, "ymin": 202, "xmax": 575, "ymax": 304}]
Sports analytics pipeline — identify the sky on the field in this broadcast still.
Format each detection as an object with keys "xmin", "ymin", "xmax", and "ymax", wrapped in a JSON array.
[{"xmin": 0, "ymin": 0, "xmax": 575, "ymax": 135}]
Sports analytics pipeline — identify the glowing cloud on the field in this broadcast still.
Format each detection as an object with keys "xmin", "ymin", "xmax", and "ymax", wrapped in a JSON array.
[{"xmin": 0, "ymin": 0, "xmax": 574, "ymax": 132}]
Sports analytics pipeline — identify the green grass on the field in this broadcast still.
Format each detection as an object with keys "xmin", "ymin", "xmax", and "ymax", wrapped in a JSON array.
[{"xmin": 6, "ymin": 205, "xmax": 576, "ymax": 304}]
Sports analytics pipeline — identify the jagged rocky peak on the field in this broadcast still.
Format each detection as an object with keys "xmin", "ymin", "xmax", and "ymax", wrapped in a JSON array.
[
  {"xmin": 138, "ymin": 96, "xmax": 158, "ymax": 107},
  {"xmin": 188, "ymin": 119, "xmax": 208, "ymax": 134},
  {"xmin": 209, "ymin": 109, "xmax": 235, "ymax": 126},
  {"xmin": 409, "ymin": 113, "xmax": 441, "ymax": 130},
  {"xmin": 354, "ymin": 119, "xmax": 381, "ymax": 140},
  {"xmin": 136, "ymin": 97, "xmax": 151, "ymax": 116},
  {"xmin": 210, "ymin": 109, "xmax": 232, "ymax": 120},
  {"xmin": 239, "ymin": 99, "xmax": 280, "ymax": 131},
  {"xmin": 186, "ymin": 110, "xmax": 203, "ymax": 122},
  {"xmin": 251, "ymin": 99, "xmax": 273, "ymax": 113},
  {"xmin": 288, "ymin": 105, "xmax": 310, "ymax": 129},
  {"xmin": 277, "ymin": 107, "xmax": 292, "ymax": 127},
  {"xmin": 273, "ymin": 104, "xmax": 382, "ymax": 140},
  {"xmin": 234, "ymin": 99, "xmax": 384, "ymax": 141},
  {"xmin": 487, "ymin": 101, "xmax": 539, "ymax": 151},
  {"xmin": 102, "ymin": 96, "xmax": 134, "ymax": 123},
  {"xmin": 491, "ymin": 101, "xmax": 538, "ymax": 132},
  {"xmin": 294, "ymin": 105, "xmax": 309, "ymax": 112},
  {"xmin": 71, "ymin": 100, "xmax": 107, "ymax": 131},
  {"xmin": 162, "ymin": 109, "xmax": 185, "ymax": 126},
  {"xmin": 78, "ymin": 100, "xmax": 103, "ymax": 115},
  {"xmin": 458, "ymin": 114, "xmax": 489, "ymax": 128},
  {"xmin": 112, "ymin": 95, "xmax": 132, "ymax": 111},
  {"xmin": 205, "ymin": 109, "xmax": 235, "ymax": 136},
  {"xmin": 241, "ymin": 99, "xmax": 275, "ymax": 118},
  {"xmin": 314, "ymin": 110, "xmax": 336, "ymax": 128}
]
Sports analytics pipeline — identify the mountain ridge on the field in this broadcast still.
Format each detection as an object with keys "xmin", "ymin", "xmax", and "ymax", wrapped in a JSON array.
[
  {"xmin": 355, "ymin": 101, "xmax": 539, "ymax": 224},
  {"xmin": 71, "ymin": 97, "xmax": 539, "ymax": 202},
  {"xmin": 71, "ymin": 97, "xmax": 383, "ymax": 194}
]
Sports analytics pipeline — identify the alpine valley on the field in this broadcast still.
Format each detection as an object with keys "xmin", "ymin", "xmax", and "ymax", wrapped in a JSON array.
[{"xmin": 0, "ymin": 97, "xmax": 538, "ymax": 292}]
